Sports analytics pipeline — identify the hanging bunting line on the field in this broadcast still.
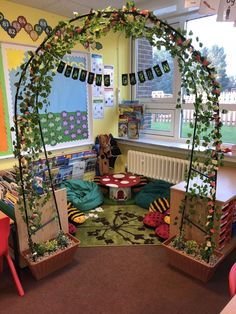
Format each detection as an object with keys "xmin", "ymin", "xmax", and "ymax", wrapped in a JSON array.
[
  {"xmin": 42, "ymin": 50, "xmax": 111, "ymax": 87},
  {"xmin": 38, "ymin": 49, "xmax": 170, "ymax": 87},
  {"xmin": 56, "ymin": 61, "xmax": 111, "ymax": 86},
  {"xmin": 122, "ymin": 60, "xmax": 171, "ymax": 86}
]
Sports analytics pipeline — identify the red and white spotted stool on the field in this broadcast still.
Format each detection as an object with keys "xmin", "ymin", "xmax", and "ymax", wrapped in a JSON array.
[{"xmin": 100, "ymin": 173, "xmax": 140, "ymax": 201}]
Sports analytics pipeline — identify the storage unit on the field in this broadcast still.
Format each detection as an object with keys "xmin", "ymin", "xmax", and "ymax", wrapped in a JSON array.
[{"xmin": 170, "ymin": 166, "xmax": 236, "ymax": 256}]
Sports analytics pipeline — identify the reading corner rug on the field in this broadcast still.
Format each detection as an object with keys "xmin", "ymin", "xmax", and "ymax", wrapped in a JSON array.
[{"xmin": 76, "ymin": 205, "xmax": 161, "ymax": 247}]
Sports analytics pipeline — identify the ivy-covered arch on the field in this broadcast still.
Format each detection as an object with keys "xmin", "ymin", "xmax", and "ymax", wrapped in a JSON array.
[{"xmin": 14, "ymin": 1, "xmax": 223, "ymax": 262}]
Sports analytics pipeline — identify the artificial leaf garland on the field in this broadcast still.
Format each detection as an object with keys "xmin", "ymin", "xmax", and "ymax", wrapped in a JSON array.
[{"xmin": 13, "ymin": 1, "xmax": 223, "ymax": 262}]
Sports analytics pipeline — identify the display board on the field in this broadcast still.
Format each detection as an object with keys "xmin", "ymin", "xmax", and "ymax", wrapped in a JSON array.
[
  {"xmin": 0, "ymin": 43, "xmax": 92, "ymax": 153},
  {"xmin": 0, "ymin": 45, "xmax": 12, "ymax": 157}
]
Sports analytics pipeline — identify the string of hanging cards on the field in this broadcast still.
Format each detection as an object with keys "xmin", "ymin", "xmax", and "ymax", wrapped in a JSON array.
[
  {"xmin": 56, "ymin": 57, "xmax": 170, "ymax": 87},
  {"xmin": 122, "ymin": 61, "xmax": 170, "ymax": 86}
]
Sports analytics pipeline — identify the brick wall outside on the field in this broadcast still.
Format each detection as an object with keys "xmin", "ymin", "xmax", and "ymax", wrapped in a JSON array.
[{"xmin": 136, "ymin": 38, "xmax": 155, "ymax": 98}]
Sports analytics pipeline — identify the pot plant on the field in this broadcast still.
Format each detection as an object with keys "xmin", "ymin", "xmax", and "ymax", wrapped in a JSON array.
[
  {"xmin": 22, "ymin": 231, "xmax": 80, "ymax": 280},
  {"xmin": 162, "ymin": 49, "xmax": 225, "ymax": 281},
  {"xmin": 12, "ymin": 1, "xmax": 224, "ymax": 280}
]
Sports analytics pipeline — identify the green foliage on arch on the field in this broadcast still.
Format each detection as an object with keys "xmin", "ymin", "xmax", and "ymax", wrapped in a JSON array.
[{"xmin": 14, "ymin": 1, "xmax": 223, "ymax": 261}]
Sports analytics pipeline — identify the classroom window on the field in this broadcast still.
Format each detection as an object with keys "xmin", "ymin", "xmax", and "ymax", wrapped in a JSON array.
[
  {"xmin": 135, "ymin": 14, "xmax": 236, "ymax": 145},
  {"xmin": 182, "ymin": 15, "xmax": 236, "ymax": 144},
  {"xmin": 135, "ymin": 38, "xmax": 175, "ymax": 99},
  {"xmin": 141, "ymin": 108, "xmax": 174, "ymax": 136}
]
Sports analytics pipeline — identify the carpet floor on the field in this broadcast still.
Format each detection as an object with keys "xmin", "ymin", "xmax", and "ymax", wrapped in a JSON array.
[
  {"xmin": 76, "ymin": 205, "xmax": 161, "ymax": 247},
  {"xmin": 1, "ymin": 246, "xmax": 235, "ymax": 314}
]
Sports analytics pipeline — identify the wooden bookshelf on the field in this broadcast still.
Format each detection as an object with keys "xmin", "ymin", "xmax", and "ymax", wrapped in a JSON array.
[{"xmin": 170, "ymin": 166, "xmax": 236, "ymax": 256}]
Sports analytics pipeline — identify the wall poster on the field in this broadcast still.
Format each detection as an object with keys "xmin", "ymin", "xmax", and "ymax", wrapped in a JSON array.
[
  {"xmin": 104, "ymin": 64, "xmax": 114, "ymax": 107},
  {"xmin": 91, "ymin": 53, "xmax": 104, "ymax": 119}
]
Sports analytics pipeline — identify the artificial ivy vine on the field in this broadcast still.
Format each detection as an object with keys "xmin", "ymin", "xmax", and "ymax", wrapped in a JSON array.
[{"xmin": 13, "ymin": 1, "xmax": 223, "ymax": 261}]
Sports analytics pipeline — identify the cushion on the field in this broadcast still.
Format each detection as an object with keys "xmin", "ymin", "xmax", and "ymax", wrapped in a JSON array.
[
  {"xmin": 132, "ymin": 175, "xmax": 148, "ymax": 193},
  {"xmin": 149, "ymin": 197, "xmax": 170, "ymax": 213},
  {"xmin": 164, "ymin": 215, "xmax": 170, "ymax": 225},
  {"xmin": 155, "ymin": 223, "xmax": 170, "ymax": 240},
  {"xmin": 61, "ymin": 179, "xmax": 104, "ymax": 211},
  {"xmin": 143, "ymin": 211, "xmax": 165, "ymax": 228},
  {"xmin": 135, "ymin": 179, "xmax": 173, "ymax": 209},
  {"xmin": 67, "ymin": 203, "xmax": 86, "ymax": 226},
  {"xmin": 68, "ymin": 223, "xmax": 77, "ymax": 235}
]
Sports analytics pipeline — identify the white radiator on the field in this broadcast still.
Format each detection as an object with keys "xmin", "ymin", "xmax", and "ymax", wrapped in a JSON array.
[{"xmin": 127, "ymin": 150, "xmax": 190, "ymax": 184}]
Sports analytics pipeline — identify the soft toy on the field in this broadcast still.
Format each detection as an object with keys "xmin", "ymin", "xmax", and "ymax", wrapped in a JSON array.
[
  {"xmin": 143, "ymin": 211, "xmax": 165, "ymax": 228},
  {"xmin": 98, "ymin": 134, "xmax": 112, "ymax": 176},
  {"xmin": 93, "ymin": 134, "xmax": 111, "ymax": 176},
  {"xmin": 143, "ymin": 207, "xmax": 171, "ymax": 241},
  {"xmin": 67, "ymin": 203, "xmax": 86, "ymax": 226},
  {"xmin": 94, "ymin": 134, "xmax": 121, "ymax": 176},
  {"xmin": 149, "ymin": 197, "xmax": 170, "ymax": 213},
  {"xmin": 155, "ymin": 224, "xmax": 169, "ymax": 240}
]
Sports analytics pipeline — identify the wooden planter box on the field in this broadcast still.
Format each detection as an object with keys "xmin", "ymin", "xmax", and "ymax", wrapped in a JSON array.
[
  {"xmin": 21, "ymin": 234, "xmax": 80, "ymax": 280},
  {"xmin": 162, "ymin": 236, "xmax": 224, "ymax": 282}
]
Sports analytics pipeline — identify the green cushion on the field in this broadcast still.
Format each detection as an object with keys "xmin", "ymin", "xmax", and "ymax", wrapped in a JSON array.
[
  {"xmin": 61, "ymin": 179, "xmax": 104, "ymax": 211},
  {"xmin": 135, "ymin": 180, "xmax": 173, "ymax": 209},
  {"xmin": 0, "ymin": 199, "xmax": 16, "ymax": 221}
]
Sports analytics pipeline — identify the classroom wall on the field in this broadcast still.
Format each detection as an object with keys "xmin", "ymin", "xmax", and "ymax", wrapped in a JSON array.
[{"xmin": 0, "ymin": 0, "xmax": 130, "ymax": 170}]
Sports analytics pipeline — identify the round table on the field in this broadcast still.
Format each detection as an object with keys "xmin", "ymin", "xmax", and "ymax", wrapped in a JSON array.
[{"xmin": 100, "ymin": 173, "xmax": 140, "ymax": 201}]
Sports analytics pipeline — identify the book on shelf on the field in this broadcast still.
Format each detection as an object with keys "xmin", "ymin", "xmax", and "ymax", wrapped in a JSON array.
[
  {"xmin": 127, "ymin": 119, "xmax": 139, "ymax": 139},
  {"xmin": 118, "ymin": 103, "xmax": 143, "ymax": 138}
]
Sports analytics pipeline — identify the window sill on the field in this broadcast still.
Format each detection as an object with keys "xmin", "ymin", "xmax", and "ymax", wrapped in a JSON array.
[
  {"xmin": 115, "ymin": 136, "xmax": 236, "ymax": 164},
  {"xmin": 116, "ymin": 136, "xmax": 191, "ymax": 153}
]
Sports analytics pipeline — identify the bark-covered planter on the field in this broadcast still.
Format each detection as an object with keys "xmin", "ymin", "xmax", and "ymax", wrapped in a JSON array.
[{"xmin": 162, "ymin": 235, "xmax": 224, "ymax": 282}]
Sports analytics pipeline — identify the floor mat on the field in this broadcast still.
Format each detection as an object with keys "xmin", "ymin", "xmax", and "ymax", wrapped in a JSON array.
[{"xmin": 76, "ymin": 205, "xmax": 161, "ymax": 247}]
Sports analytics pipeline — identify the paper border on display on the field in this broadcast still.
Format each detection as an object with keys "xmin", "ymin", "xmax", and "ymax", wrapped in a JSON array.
[
  {"xmin": 217, "ymin": 0, "xmax": 236, "ymax": 22},
  {"xmin": 199, "ymin": 0, "xmax": 221, "ymax": 14}
]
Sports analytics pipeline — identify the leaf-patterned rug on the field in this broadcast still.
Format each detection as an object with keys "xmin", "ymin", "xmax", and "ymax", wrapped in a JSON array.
[{"xmin": 76, "ymin": 205, "xmax": 161, "ymax": 247}]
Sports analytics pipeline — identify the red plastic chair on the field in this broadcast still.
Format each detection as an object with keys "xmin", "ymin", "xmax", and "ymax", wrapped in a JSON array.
[
  {"xmin": 0, "ymin": 216, "xmax": 24, "ymax": 296},
  {"xmin": 229, "ymin": 263, "xmax": 236, "ymax": 298}
]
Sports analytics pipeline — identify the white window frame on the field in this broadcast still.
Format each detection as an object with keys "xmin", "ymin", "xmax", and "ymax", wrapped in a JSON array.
[
  {"xmin": 141, "ymin": 107, "xmax": 175, "ymax": 137},
  {"xmin": 133, "ymin": 12, "xmax": 236, "ymax": 145},
  {"xmin": 133, "ymin": 21, "xmax": 181, "ymax": 140}
]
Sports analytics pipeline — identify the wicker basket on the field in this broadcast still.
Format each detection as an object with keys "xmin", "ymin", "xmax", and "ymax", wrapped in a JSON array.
[
  {"xmin": 162, "ymin": 235, "xmax": 224, "ymax": 282},
  {"xmin": 21, "ymin": 233, "xmax": 80, "ymax": 280}
]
